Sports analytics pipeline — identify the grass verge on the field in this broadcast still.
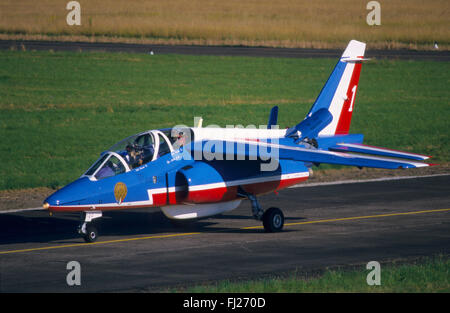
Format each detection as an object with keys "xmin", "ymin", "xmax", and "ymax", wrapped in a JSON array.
[{"xmin": 180, "ymin": 255, "xmax": 450, "ymax": 292}]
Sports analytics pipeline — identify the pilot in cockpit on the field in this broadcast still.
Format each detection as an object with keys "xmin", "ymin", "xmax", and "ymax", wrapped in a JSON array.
[
  {"xmin": 125, "ymin": 144, "xmax": 143, "ymax": 168},
  {"xmin": 173, "ymin": 131, "xmax": 187, "ymax": 150}
]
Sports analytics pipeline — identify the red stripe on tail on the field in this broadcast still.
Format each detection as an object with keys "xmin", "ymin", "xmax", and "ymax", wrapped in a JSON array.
[{"xmin": 335, "ymin": 62, "xmax": 362, "ymax": 135}]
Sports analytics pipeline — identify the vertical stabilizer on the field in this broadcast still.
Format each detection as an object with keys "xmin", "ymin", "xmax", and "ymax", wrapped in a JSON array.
[
  {"xmin": 307, "ymin": 40, "xmax": 366, "ymax": 136},
  {"xmin": 267, "ymin": 106, "xmax": 279, "ymax": 129}
]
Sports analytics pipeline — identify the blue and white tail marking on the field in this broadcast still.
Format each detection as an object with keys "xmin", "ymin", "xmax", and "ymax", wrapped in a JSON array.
[{"xmin": 308, "ymin": 40, "xmax": 367, "ymax": 136}]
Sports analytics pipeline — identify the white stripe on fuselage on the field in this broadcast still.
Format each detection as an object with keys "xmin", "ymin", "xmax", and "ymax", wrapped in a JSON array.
[{"xmin": 192, "ymin": 127, "xmax": 287, "ymax": 142}]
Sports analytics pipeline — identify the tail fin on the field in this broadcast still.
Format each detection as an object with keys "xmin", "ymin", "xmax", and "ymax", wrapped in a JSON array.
[
  {"xmin": 308, "ymin": 40, "xmax": 366, "ymax": 136},
  {"xmin": 267, "ymin": 106, "xmax": 279, "ymax": 128}
]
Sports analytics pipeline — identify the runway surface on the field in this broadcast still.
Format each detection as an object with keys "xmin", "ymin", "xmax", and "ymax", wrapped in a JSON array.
[
  {"xmin": 1, "ymin": 40, "xmax": 449, "ymax": 61},
  {"xmin": 0, "ymin": 174, "xmax": 449, "ymax": 292}
]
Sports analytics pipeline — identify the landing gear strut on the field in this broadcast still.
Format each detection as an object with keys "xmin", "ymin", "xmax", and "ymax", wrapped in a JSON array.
[
  {"xmin": 78, "ymin": 211, "xmax": 102, "ymax": 243},
  {"xmin": 238, "ymin": 188, "xmax": 284, "ymax": 232}
]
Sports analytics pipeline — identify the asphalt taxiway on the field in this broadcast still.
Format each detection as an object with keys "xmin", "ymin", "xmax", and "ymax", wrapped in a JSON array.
[
  {"xmin": 0, "ymin": 174, "xmax": 449, "ymax": 292},
  {"xmin": 1, "ymin": 40, "xmax": 449, "ymax": 61}
]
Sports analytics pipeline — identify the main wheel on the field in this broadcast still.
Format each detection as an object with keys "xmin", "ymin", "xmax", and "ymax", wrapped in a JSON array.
[
  {"xmin": 262, "ymin": 207, "xmax": 284, "ymax": 233},
  {"xmin": 83, "ymin": 224, "xmax": 98, "ymax": 243}
]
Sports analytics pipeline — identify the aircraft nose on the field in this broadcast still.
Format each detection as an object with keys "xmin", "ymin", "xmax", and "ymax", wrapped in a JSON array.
[
  {"xmin": 44, "ymin": 189, "xmax": 65, "ymax": 209},
  {"xmin": 43, "ymin": 177, "xmax": 93, "ymax": 210}
]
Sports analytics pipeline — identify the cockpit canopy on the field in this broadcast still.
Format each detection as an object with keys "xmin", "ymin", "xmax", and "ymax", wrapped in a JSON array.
[
  {"xmin": 85, "ymin": 152, "xmax": 129, "ymax": 180},
  {"xmin": 82, "ymin": 128, "xmax": 193, "ymax": 180},
  {"xmin": 108, "ymin": 132, "xmax": 156, "ymax": 169}
]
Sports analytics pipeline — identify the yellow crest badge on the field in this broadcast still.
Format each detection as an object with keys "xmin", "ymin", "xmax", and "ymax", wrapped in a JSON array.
[{"xmin": 114, "ymin": 182, "xmax": 127, "ymax": 204}]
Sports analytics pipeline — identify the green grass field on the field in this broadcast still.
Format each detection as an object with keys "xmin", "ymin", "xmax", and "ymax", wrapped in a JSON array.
[
  {"xmin": 182, "ymin": 255, "xmax": 450, "ymax": 292},
  {"xmin": 0, "ymin": 50, "xmax": 448, "ymax": 190}
]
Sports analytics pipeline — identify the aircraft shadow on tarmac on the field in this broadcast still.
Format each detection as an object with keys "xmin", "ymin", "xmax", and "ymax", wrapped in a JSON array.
[{"xmin": 0, "ymin": 209, "xmax": 303, "ymax": 245}]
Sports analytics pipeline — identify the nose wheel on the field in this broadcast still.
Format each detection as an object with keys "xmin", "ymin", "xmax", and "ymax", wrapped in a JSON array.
[
  {"xmin": 78, "ymin": 211, "xmax": 102, "ymax": 243},
  {"xmin": 82, "ymin": 224, "xmax": 99, "ymax": 243}
]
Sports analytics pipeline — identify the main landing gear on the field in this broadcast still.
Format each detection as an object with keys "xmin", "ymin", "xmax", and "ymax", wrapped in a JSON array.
[
  {"xmin": 239, "ymin": 188, "xmax": 284, "ymax": 232},
  {"xmin": 78, "ymin": 211, "xmax": 102, "ymax": 243}
]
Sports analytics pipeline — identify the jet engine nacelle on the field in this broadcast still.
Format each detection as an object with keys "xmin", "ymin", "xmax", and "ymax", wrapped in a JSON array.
[{"xmin": 177, "ymin": 162, "xmax": 229, "ymax": 204}]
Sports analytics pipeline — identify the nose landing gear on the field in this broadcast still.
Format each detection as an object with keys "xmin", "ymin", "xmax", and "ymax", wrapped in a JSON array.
[{"xmin": 78, "ymin": 211, "xmax": 102, "ymax": 243}]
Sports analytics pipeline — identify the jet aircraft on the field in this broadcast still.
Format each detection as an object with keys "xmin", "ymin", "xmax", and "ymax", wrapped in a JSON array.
[{"xmin": 43, "ymin": 40, "xmax": 433, "ymax": 242}]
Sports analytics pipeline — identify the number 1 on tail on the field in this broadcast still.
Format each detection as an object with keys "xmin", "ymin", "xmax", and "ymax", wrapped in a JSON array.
[{"xmin": 348, "ymin": 85, "xmax": 357, "ymax": 112}]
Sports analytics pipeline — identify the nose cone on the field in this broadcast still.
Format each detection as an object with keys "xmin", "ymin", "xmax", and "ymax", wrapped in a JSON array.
[{"xmin": 44, "ymin": 177, "xmax": 94, "ymax": 211}]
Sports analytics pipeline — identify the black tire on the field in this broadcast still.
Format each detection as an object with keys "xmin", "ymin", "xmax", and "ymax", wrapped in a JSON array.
[
  {"xmin": 262, "ymin": 207, "xmax": 284, "ymax": 233},
  {"xmin": 83, "ymin": 224, "xmax": 98, "ymax": 243}
]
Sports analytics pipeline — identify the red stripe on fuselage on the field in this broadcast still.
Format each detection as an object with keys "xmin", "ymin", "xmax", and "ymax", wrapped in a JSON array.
[{"xmin": 184, "ymin": 175, "xmax": 308, "ymax": 203}]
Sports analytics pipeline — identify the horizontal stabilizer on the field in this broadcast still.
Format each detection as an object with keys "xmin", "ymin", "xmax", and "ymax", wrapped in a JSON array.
[
  {"xmin": 341, "ymin": 57, "xmax": 371, "ymax": 63},
  {"xmin": 329, "ymin": 143, "xmax": 430, "ymax": 161}
]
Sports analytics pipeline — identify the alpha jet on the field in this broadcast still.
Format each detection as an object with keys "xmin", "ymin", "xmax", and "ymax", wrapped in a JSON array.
[{"xmin": 43, "ymin": 40, "xmax": 433, "ymax": 242}]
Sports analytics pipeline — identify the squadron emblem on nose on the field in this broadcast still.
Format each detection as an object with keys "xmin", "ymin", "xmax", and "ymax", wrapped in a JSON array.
[{"xmin": 114, "ymin": 182, "xmax": 127, "ymax": 204}]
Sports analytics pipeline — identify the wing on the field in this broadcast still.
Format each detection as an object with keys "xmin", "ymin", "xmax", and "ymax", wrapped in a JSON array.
[{"xmin": 185, "ymin": 139, "xmax": 434, "ymax": 169}]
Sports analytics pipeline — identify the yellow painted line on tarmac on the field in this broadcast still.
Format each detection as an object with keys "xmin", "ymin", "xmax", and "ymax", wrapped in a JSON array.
[
  {"xmin": 1, "ymin": 208, "xmax": 449, "ymax": 255},
  {"xmin": 242, "ymin": 208, "xmax": 450, "ymax": 230},
  {"xmin": 0, "ymin": 232, "xmax": 201, "ymax": 255}
]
